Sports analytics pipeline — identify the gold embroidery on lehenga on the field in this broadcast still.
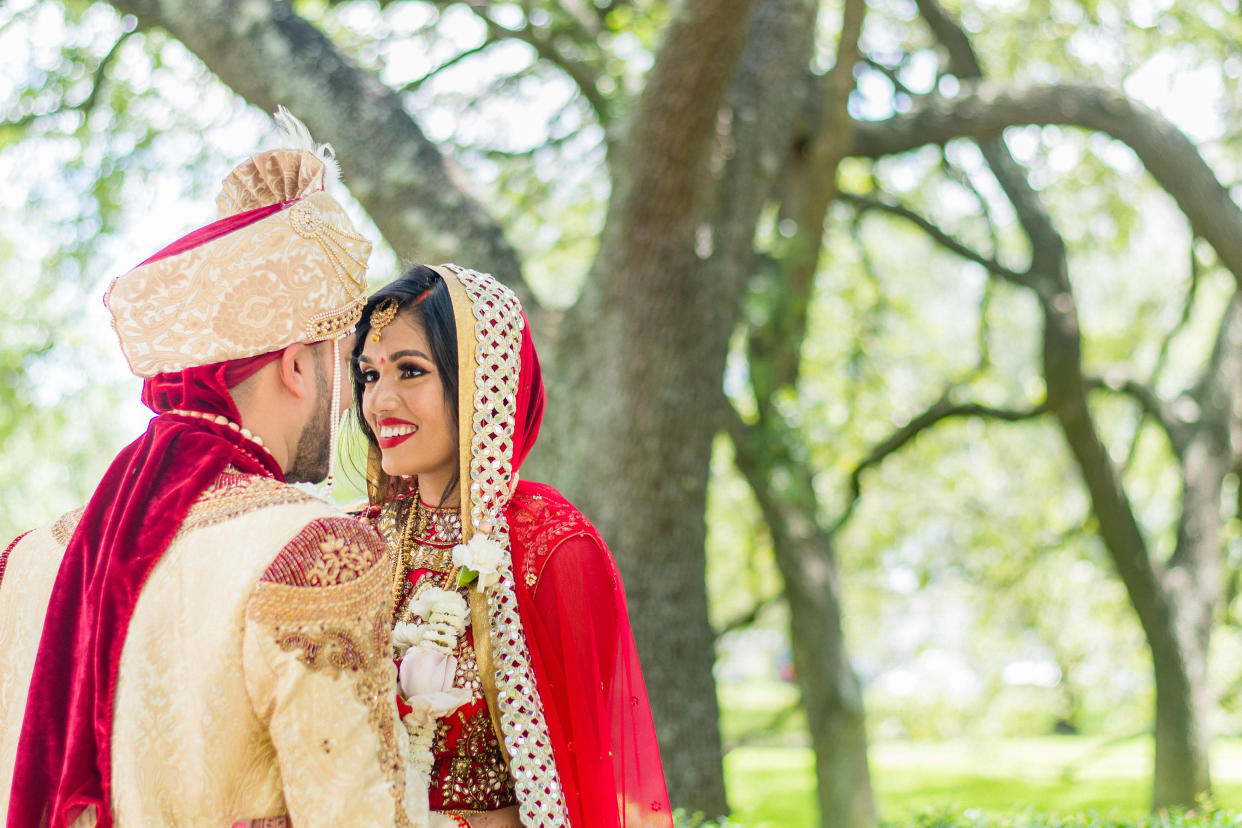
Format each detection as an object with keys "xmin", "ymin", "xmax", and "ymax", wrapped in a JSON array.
[
  {"xmin": 434, "ymin": 706, "xmax": 517, "ymax": 810},
  {"xmin": 248, "ymin": 518, "xmax": 409, "ymax": 826}
]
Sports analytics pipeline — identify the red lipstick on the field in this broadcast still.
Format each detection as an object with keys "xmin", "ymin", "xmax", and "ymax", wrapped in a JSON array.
[{"xmin": 376, "ymin": 417, "xmax": 417, "ymax": 449}]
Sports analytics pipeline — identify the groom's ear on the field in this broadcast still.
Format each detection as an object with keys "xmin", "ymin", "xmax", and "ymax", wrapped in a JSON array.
[{"xmin": 276, "ymin": 343, "xmax": 315, "ymax": 400}]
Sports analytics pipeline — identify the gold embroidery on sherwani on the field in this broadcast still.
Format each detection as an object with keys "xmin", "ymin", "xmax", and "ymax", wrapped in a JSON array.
[
  {"xmin": 50, "ymin": 507, "xmax": 86, "ymax": 547},
  {"xmin": 180, "ymin": 472, "xmax": 316, "ymax": 534},
  {"xmin": 248, "ymin": 517, "xmax": 410, "ymax": 828},
  {"xmin": 262, "ymin": 518, "xmax": 383, "ymax": 587}
]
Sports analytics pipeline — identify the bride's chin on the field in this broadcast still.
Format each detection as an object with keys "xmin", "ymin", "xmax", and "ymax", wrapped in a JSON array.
[{"xmin": 380, "ymin": 455, "xmax": 406, "ymax": 477}]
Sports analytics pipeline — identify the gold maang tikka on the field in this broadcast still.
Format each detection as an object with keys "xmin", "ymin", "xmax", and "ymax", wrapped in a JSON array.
[{"xmin": 369, "ymin": 296, "xmax": 400, "ymax": 342}]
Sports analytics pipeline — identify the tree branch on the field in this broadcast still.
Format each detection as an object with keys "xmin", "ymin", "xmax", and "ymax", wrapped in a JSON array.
[
  {"xmin": 848, "ymin": 81, "xmax": 1242, "ymax": 292},
  {"xmin": 396, "ymin": 41, "xmax": 495, "ymax": 94},
  {"xmin": 830, "ymin": 393, "xmax": 1048, "ymax": 534},
  {"xmin": 1120, "ymin": 242, "xmax": 1204, "ymax": 468},
  {"xmin": 861, "ymin": 55, "xmax": 919, "ymax": 100},
  {"xmin": 1084, "ymin": 374, "xmax": 1190, "ymax": 457},
  {"xmin": 838, "ymin": 190, "xmax": 1030, "ymax": 285},
  {"xmin": 3, "ymin": 30, "xmax": 134, "ymax": 130},
  {"xmin": 715, "ymin": 592, "xmax": 783, "ymax": 635},
  {"xmin": 474, "ymin": 9, "xmax": 611, "ymax": 126},
  {"xmin": 939, "ymin": 149, "xmax": 1002, "ymax": 264}
]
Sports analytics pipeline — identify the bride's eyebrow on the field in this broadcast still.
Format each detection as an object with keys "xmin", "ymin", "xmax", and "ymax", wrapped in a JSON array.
[{"xmin": 389, "ymin": 349, "xmax": 431, "ymax": 361}]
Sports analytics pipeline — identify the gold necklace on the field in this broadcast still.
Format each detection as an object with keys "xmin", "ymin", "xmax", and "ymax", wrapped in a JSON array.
[
  {"xmin": 391, "ymin": 490, "xmax": 430, "ymax": 614},
  {"xmin": 390, "ymin": 487, "xmax": 463, "ymax": 614}
]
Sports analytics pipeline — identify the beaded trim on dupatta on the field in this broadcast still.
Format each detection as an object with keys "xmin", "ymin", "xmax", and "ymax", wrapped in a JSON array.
[{"xmin": 434, "ymin": 264, "xmax": 570, "ymax": 827}]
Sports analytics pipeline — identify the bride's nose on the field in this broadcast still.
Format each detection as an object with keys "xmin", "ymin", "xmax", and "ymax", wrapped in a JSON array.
[{"xmin": 366, "ymin": 373, "xmax": 399, "ymax": 416}]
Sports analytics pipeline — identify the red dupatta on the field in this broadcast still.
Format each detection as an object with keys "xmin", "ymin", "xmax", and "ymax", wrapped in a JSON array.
[
  {"xmin": 500, "ymin": 318, "xmax": 673, "ymax": 827},
  {"xmin": 7, "ymin": 206, "xmax": 289, "ymax": 828}
]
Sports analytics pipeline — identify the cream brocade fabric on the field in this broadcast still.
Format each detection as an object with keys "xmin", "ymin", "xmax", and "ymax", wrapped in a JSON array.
[
  {"xmin": 105, "ymin": 189, "xmax": 368, "ymax": 377},
  {"xmin": 0, "ymin": 472, "xmax": 430, "ymax": 827}
]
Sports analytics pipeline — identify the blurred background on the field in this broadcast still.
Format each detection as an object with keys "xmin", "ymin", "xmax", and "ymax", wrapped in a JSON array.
[{"xmin": 6, "ymin": 0, "xmax": 1242, "ymax": 825}]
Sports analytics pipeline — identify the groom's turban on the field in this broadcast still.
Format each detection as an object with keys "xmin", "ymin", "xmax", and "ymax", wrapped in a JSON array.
[{"xmin": 104, "ymin": 112, "xmax": 372, "ymax": 377}]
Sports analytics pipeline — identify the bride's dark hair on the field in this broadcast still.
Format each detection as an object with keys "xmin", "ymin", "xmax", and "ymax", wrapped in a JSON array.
[{"xmin": 351, "ymin": 264, "xmax": 459, "ymax": 503}]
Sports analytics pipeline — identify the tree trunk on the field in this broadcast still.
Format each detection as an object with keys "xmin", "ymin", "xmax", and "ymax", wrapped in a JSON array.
[
  {"xmin": 722, "ymin": 1, "xmax": 876, "ymax": 821},
  {"xmin": 539, "ymin": 0, "xmax": 758, "ymax": 812},
  {"xmin": 1147, "ymin": 298, "xmax": 1242, "ymax": 804},
  {"xmin": 1150, "ymin": 630, "xmax": 1211, "ymax": 805},
  {"xmin": 729, "ymin": 410, "xmax": 876, "ymax": 828}
]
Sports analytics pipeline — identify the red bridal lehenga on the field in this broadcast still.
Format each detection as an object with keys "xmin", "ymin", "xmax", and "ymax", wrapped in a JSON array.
[{"xmin": 366, "ymin": 264, "xmax": 674, "ymax": 828}]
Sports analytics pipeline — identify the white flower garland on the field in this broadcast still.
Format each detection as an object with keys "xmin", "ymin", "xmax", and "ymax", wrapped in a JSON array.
[
  {"xmin": 394, "ymin": 588, "xmax": 469, "ymax": 658},
  {"xmin": 394, "ymin": 587, "xmax": 471, "ymax": 784},
  {"xmin": 401, "ymin": 690, "xmax": 469, "ymax": 778},
  {"xmin": 451, "ymin": 533, "xmax": 504, "ymax": 590}
]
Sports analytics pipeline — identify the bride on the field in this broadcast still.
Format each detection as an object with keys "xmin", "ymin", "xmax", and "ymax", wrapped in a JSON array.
[{"xmin": 352, "ymin": 264, "xmax": 673, "ymax": 828}]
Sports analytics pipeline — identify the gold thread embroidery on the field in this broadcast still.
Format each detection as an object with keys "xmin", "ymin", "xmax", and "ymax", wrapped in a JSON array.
[
  {"xmin": 433, "ymin": 706, "xmax": 517, "ymax": 811},
  {"xmin": 249, "ymin": 525, "xmax": 408, "ymax": 823},
  {"xmin": 180, "ymin": 473, "xmax": 317, "ymax": 535},
  {"xmin": 262, "ymin": 518, "xmax": 383, "ymax": 587},
  {"xmin": 276, "ymin": 626, "xmax": 370, "ymax": 672},
  {"xmin": 50, "ymin": 507, "xmax": 86, "ymax": 547}
]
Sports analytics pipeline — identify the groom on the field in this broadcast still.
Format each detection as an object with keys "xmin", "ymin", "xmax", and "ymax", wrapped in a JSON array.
[{"xmin": 0, "ymin": 115, "xmax": 439, "ymax": 827}]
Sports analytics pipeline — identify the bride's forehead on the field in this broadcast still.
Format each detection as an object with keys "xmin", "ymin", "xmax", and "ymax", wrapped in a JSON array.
[{"xmin": 362, "ymin": 313, "xmax": 429, "ymax": 355}]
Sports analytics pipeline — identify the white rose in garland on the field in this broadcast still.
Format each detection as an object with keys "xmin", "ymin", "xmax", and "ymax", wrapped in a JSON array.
[
  {"xmin": 394, "ymin": 588, "xmax": 469, "ymax": 699},
  {"xmin": 452, "ymin": 532, "xmax": 504, "ymax": 590}
]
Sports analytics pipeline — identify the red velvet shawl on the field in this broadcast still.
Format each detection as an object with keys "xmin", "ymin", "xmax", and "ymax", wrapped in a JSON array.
[
  {"xmin": 8, "ymin": 207, "xmax": 290, "ymax": 828},
  {"xmin": 499, "ymin": 321, "xmax": 673, "ymax": 827}
]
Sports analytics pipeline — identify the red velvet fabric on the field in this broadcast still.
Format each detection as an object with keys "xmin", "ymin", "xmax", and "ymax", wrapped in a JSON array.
[
  {"xmin": 8, "ymin": 352, "xmax": 283, "ymax": 828},
  {"xmin": 499, "ymin": 318, "xmax": 672, "ymax": 827}
]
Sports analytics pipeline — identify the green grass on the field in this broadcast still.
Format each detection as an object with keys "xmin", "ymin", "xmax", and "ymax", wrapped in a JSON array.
[
  {"xmin": 724, "ymin": 746, "xmax": 816, "ymax": 827},
  {"xmin": 722, "ymin": 737, "xmax": 1242, "ymax": 827}
]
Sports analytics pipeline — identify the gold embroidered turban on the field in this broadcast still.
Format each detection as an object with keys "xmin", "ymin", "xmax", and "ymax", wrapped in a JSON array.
[{"xmin": 105, "ymin": 111, "xmax": 371, "ymax": 377}]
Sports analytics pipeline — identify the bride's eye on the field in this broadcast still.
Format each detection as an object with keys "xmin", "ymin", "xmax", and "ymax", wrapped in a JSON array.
[{"xmin": 398, "ymin": 361, "xmax": 428, "ymax": 380}]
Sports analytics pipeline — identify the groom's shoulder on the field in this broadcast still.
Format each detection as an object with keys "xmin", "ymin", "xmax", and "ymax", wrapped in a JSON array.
[
  {"xmin": 183, "ymin": 470, "xmax": 388, "ymax": 588},
  {"xmin": 179, "ymin": 469, "xmax": 324, "ymax": 534},
  {"xmin": 257, "ymin": 511, "xmax": 387, "ymax": 590},
  {"xmin": 1, "ymin": 504, "xmax": 86, "ymax": 585}
]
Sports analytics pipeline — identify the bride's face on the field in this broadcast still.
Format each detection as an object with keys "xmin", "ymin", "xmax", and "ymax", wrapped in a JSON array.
[{"xmin": 357, "ymin": 312, "xmax": 457, "ymax": 492}]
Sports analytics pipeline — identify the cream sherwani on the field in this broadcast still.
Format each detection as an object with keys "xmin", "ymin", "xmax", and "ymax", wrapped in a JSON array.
[{"xmin": 0, "ymin": 470, "xmax": 430, "ymax": 827}]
